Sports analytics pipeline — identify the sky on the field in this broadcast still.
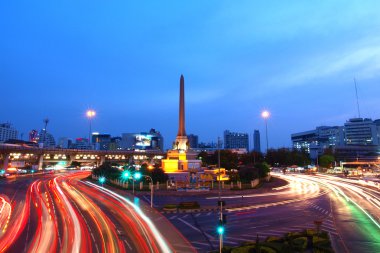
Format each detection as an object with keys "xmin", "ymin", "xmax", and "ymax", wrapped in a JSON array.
[{"xmin": 1, "ymin": 1, "xmax": 380, "ymax": 149}]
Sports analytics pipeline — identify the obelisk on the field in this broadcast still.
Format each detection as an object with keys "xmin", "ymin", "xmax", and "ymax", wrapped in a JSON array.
[{"xmin": 178, "ymin": 75, "xmax": 186, "ymax": 137}]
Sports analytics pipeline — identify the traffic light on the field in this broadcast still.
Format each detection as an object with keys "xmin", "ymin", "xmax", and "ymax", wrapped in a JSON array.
[
  {"xmin": 99, "ymin": 176, "xmax": 106, "ymax": 184},
  {"xmin": 134, "ymin": 172, "xmax": 142, "ymax": 180},
  {"xmin": 121, "ymin": 170, "xmax": 130, "ymax": 179},
  {"xmin": 217, "ymin": 220, "xmax": 225, "ymax": 235}
]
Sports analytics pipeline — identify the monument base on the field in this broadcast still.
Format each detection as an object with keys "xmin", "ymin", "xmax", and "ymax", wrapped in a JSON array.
[{"xmin": 162, "ymin": 149, "xmax": 202, "ymax": 173}]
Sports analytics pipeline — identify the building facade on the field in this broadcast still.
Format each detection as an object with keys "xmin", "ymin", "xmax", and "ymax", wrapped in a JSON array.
[
  {"xmin": 0, "ymin": 123, "xmax": 18, "ymax": 143},
  {"xmin": 224, "ymin": 130, "xmax": 249, "ymax": 151},
  {"xmin": 92, "ymin": 133, "xmax": 111, "ymax": 150},
  {"xmin": 291, "ymin": 118, "xmax": 380, "ymax": 161},
  {"xmin": 187, "ymin": 134, "xmax": 199, "ymax": 149},
  {"xmin": 253, "ymin": 130, "xmax": 261, "ymax": 153},
  {"xmin": 57, "ymin": 137, "xmax": 72, "ymax": 149},
  {"xmin": 38, "ymin": 129, "xmax": 56, "ymax": 148},
  {"xmin": 344, "ymin": 118, "xmax": 379, "ymax": 146}
]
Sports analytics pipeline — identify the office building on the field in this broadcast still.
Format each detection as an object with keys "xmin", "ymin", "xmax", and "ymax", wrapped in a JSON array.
[
  {"xmin": 344, "ymin": 118, "xmax": 379, "ymax": 146},
  {"xmin": 92, "ymin": 133, "xmax": 111, "ymax": 150},
  {"xmin": 292, "ymin": 126, "xmax": 344, "ymax": 158},
  {"xmin": 57, "ymin": 137, "xmax": 72, "ymax": 149},
  {"xmin": 109, "ymin": 137, "xmax": 122, "ymax": 150},
  {"xmin": 70, "ymin": 138, "xmax": 91, "ymax": 150},
  {"xmin": 224, "ymin": 130, "xmax": 249, "ymax": 151},
  {"xmin": 291, "ymin": 117, "xmax": 380, "ymax": 161},
  {"xmin": 38, "ymin": 129, "xmax": 56, "ymax": 148},
  {"xmin": 187, "ymin": 134, "xmax": 199, "ymax": 149},
  {"xmin": 253, "ymin": 130, "xmax": 261, "ymax": 153},
  {"xmin": 0, "ymin": 123, "xmax": 18, "ymax": 143}
]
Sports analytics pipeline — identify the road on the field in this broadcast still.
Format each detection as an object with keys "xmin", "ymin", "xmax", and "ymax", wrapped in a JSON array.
[
  {"xmin": 0, "ymin": 171, "xmax": 194, "ymax": 253},
  {"xmin": 159, "ymin": 173, "xmax": 380, "ymax": 252}
]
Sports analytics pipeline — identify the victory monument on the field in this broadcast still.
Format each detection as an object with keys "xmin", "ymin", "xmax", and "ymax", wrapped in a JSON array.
[{"xmin": 162, "ymin": 75, "xmax": 202, "ymax": 173}]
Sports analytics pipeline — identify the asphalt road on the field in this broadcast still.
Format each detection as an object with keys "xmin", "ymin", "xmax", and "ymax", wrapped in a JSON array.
[{"xmin": 0, "ymin": 171, "xmax": 195, "ymax": 253}]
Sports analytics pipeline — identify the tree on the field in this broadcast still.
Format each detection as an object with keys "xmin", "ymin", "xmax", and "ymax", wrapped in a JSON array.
[
  {"xmin": 150, "ymin": 168, "xmax": 168, "ymax": 183},
  {"xmin": 238, "ymin": 166, "xmax": 256, "ymax": 182},
  {"xmin": 255, "ymin": 162, "xmax": 270, "ymax": 178},
  {"xmin": 319, "ymin": 155, "xmax": 335, "ymax": 168}
]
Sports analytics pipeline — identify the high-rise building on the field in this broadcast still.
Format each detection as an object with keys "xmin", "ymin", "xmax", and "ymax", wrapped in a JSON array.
[
  {"xmin": 57, "ymin": 137, "xmax": 72, "ymax": 149},
  {"xmin": 187, "ymin": 134, "xmax": 199, "ymax": 149},
  {"xmin": 38, "ymin": 129, "xmax": 56, "ymax": 148},
  {"xmin": 109, "ymin": 137, "xmax": 122, "ymax": 150},
  {"xmin": 344, "ymin": 118, "xmax": 379, "ymax": 146},
  {"xmin": 92, "ymin": 133, "xmax": 111, "ymax": 150},
  {"xmin": 0, "ymin": 123, "xmax": 18, "ymax": 142},
  {"xmin": 291, "ymin": 126, "xmax": 344, "ymax": 158},
  {"xmin": 70, "ymin": 138, "xmax": 91, "ymax": 150},
  {"xmin": 253, "ymin": 130, "xmax": 261, "ymax": 153},
  {"xmin": 224, "ymin": 130, "xmax": 249, "ymax": 151},
  {"xmin": 291, "ymin": 118, "xmax": 380, "ymax": 161}
]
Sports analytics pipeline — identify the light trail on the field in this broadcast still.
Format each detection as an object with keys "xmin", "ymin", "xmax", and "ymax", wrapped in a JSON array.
[{"xmin": 83, "ymin": 181, "xmax": 174, "ymax": 253}]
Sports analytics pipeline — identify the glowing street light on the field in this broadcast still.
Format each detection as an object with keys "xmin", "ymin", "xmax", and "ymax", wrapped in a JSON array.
[
  {"xmin": 261, "ymin": 110, "xmax": 270, "ymax": 154},
  {"xmin": 121, "ymin": 170, "xmax": 130, "ymax": 180},
  {"xmin": 99, "ymin": 176, "xmax": 106, "ymax": 187},
  {"xmin": 133, "ymin": 171, "xmax": 142, "ymax": 180},
  {"xmin": 86, "ymin": 109, "xmax": 96, "ymax": 147}
]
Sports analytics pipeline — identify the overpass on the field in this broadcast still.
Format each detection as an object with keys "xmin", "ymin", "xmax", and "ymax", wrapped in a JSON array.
[{"xmin": 0, "ymin": 144, "xmax": 165, "ymax": 170}]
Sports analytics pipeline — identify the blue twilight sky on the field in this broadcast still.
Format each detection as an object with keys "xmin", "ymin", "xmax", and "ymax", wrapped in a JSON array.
[{"xmin": 1, "ymin": 1, "xmax": 380, "ymax": 149}]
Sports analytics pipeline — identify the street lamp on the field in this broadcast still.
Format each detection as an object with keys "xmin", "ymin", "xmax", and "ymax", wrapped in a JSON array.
[
  {"xmin": 86, "ymin": 109, "xmax": 96, "ymax": 147},
  {"xmin": 99, "ymin": 176, "xmax": 106, "ymax": 187},
  {"xmin": 143, "ymin": 174, "xmax": 154, "ymax": 208},
  {"xmin": 261, "ymin": 110, "xmax": 270, "ymax": 154}
]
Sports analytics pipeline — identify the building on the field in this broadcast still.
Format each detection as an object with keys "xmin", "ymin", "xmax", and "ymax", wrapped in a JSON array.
[
  {"xmin": 344, "ymin": 118, "xmax": 379, "ymax": 146},
  {"xmin": 29, "ymin": 130, "xmax": 38, "ymax": 143},
  {"xmin": 121, "ymin": 129, "xmax": 164, "ymax": 151},
  {"xmin": 187, "ymin": 134, "xmax": 199, "ymax": 149},
  {"xmin": 57, "ymin": 137, "xmax": 72, "ymax": 149},
  {"xmin": 292, "ymin": 126, "xmax": 345, "ymax": 159},
  {"xmin": 0, "ymin": 123, "xmax": 18, "ymax": 143},
  {"xmin": 223, "ymin": 130, "xmax": 249, "ymax": 151},
  {"xmin": 253, "ymin": 130, "xmax": 261, "ymax": 153},
  {"xmin": 38, "ymin": 129, "xmax": 56, "ymax": 148},
  {"xmin": 291, "ymin": 118, "xmax": 380, "ymax": 161},
  {"xmin": 70, "ymin": 138, "xmax": 91, "ymax": 150},
  {"xmin": 109, "ymin": 137, "xmax": 122, "ymax": 150},
  {"xmin": 92, "ymin": 133, "xmax": 111, "ymax": 150}
]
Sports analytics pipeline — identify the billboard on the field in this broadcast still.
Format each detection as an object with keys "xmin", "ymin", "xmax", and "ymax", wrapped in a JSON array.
[{"xmin": 135, "ymin": 135, "xmax": 151, "ymax": 147}]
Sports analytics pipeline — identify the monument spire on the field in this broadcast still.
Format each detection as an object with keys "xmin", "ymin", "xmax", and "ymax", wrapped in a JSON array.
[{"xmin": 177, "ymin": 74, "xmax": 186, "ymax": 137}]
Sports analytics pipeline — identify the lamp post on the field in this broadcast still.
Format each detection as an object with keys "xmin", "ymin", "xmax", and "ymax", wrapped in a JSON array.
[
  {"xmin": 261, "ymin": 110, "xmax": 270, "ymax": 154},
  {"xmin": 143, "ymin": 175, "xmax": 154, "ymax": 208},
  {"xmin": 86, "ymin": 109, "xmax": 96, "ymax": 147},
  {"xmin": 217, "ymin": 136, "xmax": 224, "ymax": 253}
]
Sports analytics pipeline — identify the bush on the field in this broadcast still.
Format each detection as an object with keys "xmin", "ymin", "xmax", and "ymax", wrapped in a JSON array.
[
  {"xmin": 178, "ymin": 201, "xmax": 200, "ymax": 209},
  {"xmin": 292, "ymin": 237, "xmax": 307, "ymax": 250},
  {"xmin": 265, "ymin": 236, "xmax": 282, "ymax": 243},
  {"xmin": 163, "ymin": 204, "xmax": 177, "ymax": 209}
]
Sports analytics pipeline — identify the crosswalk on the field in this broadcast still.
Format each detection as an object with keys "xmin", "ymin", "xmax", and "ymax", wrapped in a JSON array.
[{"xmin": 161, "ymin": 200, "xmax": 339, "ymax": 252}]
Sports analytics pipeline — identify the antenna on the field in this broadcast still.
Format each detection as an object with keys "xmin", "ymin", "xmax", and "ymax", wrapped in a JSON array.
[
  {"xmin": 353, "ymin": 78, "xmax": 361, "ymax": 118},
  {"xmin": 43, "ymin": 118, "xmax": 49, "ymax": 131}
]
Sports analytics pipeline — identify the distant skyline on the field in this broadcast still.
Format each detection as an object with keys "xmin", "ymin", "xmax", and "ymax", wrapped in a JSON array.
[{"xmin": 1, "ymin": 1, "xmax": 380, "ymax": 149}]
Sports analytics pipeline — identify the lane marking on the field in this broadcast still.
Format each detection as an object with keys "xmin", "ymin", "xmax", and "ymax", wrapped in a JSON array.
[{"xmin": 177, "ymin": 218, "xmax": 214, "ymax": 239}]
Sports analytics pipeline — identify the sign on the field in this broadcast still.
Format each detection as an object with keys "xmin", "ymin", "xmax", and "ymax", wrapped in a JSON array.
[{"xmin": 10, "ymin": 161, "xmax": 25, "ymax": 168}]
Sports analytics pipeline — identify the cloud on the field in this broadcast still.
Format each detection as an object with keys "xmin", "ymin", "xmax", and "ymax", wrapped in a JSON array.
[{"xmin": 265, "ymin": 36, "xmax": 380, "ymax": 88}]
